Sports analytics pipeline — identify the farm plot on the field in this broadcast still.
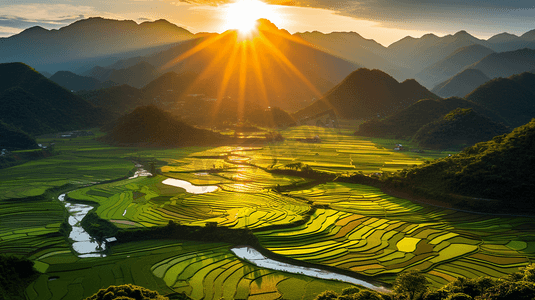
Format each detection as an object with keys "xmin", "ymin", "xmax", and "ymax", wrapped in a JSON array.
[
  {"xmin": 245, "ymin": 126, "xmax": 443, "ymax": 174},
  {"xmin": 0, "ymin": 154, "xmax": 134, "ymax": 200},
  {"xmin": 256, "ymin": 201, "xmax": 535, "ymax": 287},
  {"xmin": 0, "ymin": 196, "xmax": 71, "ymax": 258},
  {"xmin": 68, "ymin": 175, "xmax": 310, "ymax": 229},
  {"xmin": 162, "ymin": 147, "xmax": 310, "ymax": 192},
  {"xmin": 27, "ymin": 240, "xmax": 354, "ymax": 300},
  {"xmin": 150, "ymin": 242, "xmax": 354, "ymax": 300}
]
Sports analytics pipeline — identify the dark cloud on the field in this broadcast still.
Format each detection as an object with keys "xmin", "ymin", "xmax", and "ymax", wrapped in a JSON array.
[
  {"xmin": 284, "ymin": 0, "xmax": 535, "ymax": 33},
  {"xmin": 171, "ymin": 0, "xmax": 534, "ymax": 33}
]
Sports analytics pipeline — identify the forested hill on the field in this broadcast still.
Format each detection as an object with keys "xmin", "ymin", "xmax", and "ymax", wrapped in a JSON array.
[
  {"xmin": 0, "ymin": 62, "xmax": 114, "ymax": 136},
  {"xmin": 99, "ymin": 105, "xmax": 227, "ymax": 147},
  {"xmin": 294, "ymin": 68, "xmax": 438, "ymax": 120},
  {"xmin": 412, "ymin": 108, "xmax": 509, "ymax": 150},
  {"xmin": 392, "ymin": 118, "xmax": 535, "ymax": 206}
]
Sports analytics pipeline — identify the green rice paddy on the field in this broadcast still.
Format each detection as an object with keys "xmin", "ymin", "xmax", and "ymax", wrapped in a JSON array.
[
  {"xmin": 1, "ymin": 125, "xmax": 533, "ymax": 299},
  {"xmin": 26, "ymin": 240, "xmax": 353, "ymax": 300}
]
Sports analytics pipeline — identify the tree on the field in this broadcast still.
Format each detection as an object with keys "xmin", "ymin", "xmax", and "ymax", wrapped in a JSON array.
[
  {"xmin": 83, "ymin": 284, "xmax": 180, "ymax": 300},
  {"xmin": 314, "ymin": 290, "xmax": 339, "ymax": 300},
  {"xmin": 342, "ymin": 287, "xmax": 361, "ymax": 295},
  {"xmin": 393, "ymin": 270, "xmax": 429, "ymax": 300}
]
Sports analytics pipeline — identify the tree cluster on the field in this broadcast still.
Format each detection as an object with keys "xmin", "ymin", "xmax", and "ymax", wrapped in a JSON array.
[
  {"xmin": 316, "ymin": 265, "xmax": 535, "ymax": 300},
  {"xmin": 83, "ymin": 284, "xmax": 187, "ymax": 300},
  {"xmin": 0, "ymin": 255, "xmax": 38, "ymax": 300},
  {"xmin": 115, "ymin": 220, "xmax": 260, "ymax": 248},
  {"xmin": 391, "ymin": 118, "xmax": 535, "ymax": 205}
]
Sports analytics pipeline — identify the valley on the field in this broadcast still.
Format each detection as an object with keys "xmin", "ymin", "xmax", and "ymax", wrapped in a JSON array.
[
  {"xmin": 1, "ymin": 13, "xmax": 535, "ymax": 300},
  {"xmin": 2, "ymin": 125, "xmax": 534, "ymax": 299}
]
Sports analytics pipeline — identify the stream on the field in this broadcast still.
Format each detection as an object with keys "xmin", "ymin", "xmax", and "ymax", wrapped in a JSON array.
[
  {"xmin": 231, "ymin": 246, "xmax": 388, "ymax": 292},
  {"xmin": 57, "ymin": 164, "xmax": 385, "ymax": 290},
  {"xmin": 58, "ymin": 194, "xmax": 108, "ymax": 258}
]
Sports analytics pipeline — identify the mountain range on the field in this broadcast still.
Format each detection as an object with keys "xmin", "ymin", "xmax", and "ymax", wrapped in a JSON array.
[
  {"xmin": 431, "ymin": 69, "xmax": 491, "ymax": 98},
  {"xmin": 3, "ymin": 17, "xmax": 535, "ymax": 151},
  {"xmin": 4, "ymin": 17, "xmax": 535, "ymax": 90},
  {"xmin": 356, "ymin": 71, "xmax": 535, "ymax": 148},
  {"xmin": 294, "ymin": 68, "xmax": 438, "ymax": 120},
  {"xmin": 0, "ymin": 63, "xmax": 113, "ymax": 137},
  {"xmin": 78, "ymin": 19, "xmax": 361, "ymax": 111},
  {"xmin": 99, "ymin": 105, "xmax": 227, "ymax": 147},
  {"xmin": 0, "ymin": 17, "xmax": 194, "ymax": 73}
]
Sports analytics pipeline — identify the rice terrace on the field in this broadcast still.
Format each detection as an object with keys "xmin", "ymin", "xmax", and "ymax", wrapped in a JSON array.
[
  {"xmin": 2, "ymin": 123, "xmax": 535, "ymax": 300},
  {"xmin": 3, "ymin": 3, "xmax": 535, "ymax": 298}
]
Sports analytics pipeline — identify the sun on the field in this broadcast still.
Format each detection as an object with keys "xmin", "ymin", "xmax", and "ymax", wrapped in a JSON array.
[{"xmin": 224, "ymin": 0, "xmax": 281, "ymax": 35}]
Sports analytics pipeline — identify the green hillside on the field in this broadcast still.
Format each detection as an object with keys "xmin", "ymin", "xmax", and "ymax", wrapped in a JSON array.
[
  {"xmin": 0, "ymin": 63, "xmax": 114, "ymax": 136},
  {"xmin": 100, "ymin": 105, "xmax": 227, "ymax": 147},
  {"xmin": 0, "ymin": 120, "xmax": 37, "ymax": 150},
  {"xmin": 395, "ymin": 118, "xmax": 535, "ymax": 204},
  {"xmin": 356, "ymin": 97, "xmax": 503, "ymax": 140},
  {"xmin": 412, "ymin": 108, "xmax": 509, "ymax": 149},
  {"xmin": 294, "ymin": 68, "xmax": 438, "ymax": 120},
  {"xmin": 466, "ymin": 72, "xmax": 535, "ymax": 127}
]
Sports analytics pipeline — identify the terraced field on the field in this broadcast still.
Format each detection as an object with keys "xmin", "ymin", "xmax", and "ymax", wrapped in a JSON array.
[
  {"xmin": 68, "ymin": 175, "xmax": 310, "ymax": 229},
  {"xmin": 0, "ymin": 196, "xmax": 70, "ymax": 259},
  {"xmin": 257, "ymin": 182, "xmax": 535, "ymax": 286},
  {"xmin": 26, "ymin": 240, "xmax": 353, "ymax": 300},
  {"xmin": 246, "ymin": 126, "xmax": 444, "ymax": 174},
  {"xmin": 3, "ymin": 125, "xmax": 533, "ymax": 298}
]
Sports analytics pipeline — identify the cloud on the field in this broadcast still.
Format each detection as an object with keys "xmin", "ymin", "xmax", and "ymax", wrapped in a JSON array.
[
  {"xmin": 0, "ymin": 3, "xmax": 121, "ymax": 31},
  {"xmin": 0, "ymin": 25, "xmax": 22, "ymax": 37},
  {"xmin": 169, "ymin": 0, "xmax": 535, "ymax": 33}
]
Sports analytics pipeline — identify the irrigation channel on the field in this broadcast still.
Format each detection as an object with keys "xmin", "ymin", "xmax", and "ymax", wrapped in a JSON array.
[{"xmin": 58, "ymin": 164, "xmax": 387, "ymax": 291}]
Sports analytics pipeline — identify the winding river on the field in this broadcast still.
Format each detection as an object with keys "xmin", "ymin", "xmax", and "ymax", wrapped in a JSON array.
[
  {"xmin": 58, "ymin": 194, "xmax": 108, "ymax": 258},
  {"xmin": 58, "ymin": 167, "xmax": 385, "ymax": 290},
  {"xmin": 231, "ymin": 246, "xmax": 388, "ymax": 292}
]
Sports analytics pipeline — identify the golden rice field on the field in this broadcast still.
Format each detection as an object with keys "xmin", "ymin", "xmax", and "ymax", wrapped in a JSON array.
[{"xmin": 2, "ymin": 126, "xmax": 532, "ymax": 299}]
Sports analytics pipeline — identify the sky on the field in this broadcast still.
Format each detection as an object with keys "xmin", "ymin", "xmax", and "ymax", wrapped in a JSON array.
[{"xmin": 0, "ymin": 0, "xmax": 534, "ymax": 46}]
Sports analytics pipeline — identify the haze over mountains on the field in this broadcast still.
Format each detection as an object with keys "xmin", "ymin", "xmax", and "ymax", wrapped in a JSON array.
[
  {"xmin": 3, "ymin": 17, "xmax": 535, "ymax": 152},
  {"xmin": 0, "ymin": 18, "xmax": 194, "ymax": 73},
  {"xmin": 4, "ymin": 17, "xmax": 535, "ymax": 87}
]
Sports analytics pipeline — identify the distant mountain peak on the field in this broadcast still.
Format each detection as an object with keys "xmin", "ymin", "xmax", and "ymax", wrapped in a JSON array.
[
  {"xmin": 520, "ymin": 29, "xmax": 535, "ymax": 40},
  {"xmin": 257, "ymin": 18, "xmax": 290, "ymax": 35},
  {"xmin": 18, "ymin": 26, "xmax": 48, "ymax": 36},
  {"xmin": 488, "ymin": 32, "xmax": 519, "ymax": 43},
  {"xmin": 453, "ymin": 30, "xmax": 475, "ymax": 39},
  {"xmin": 421, "ymin": 33, "xmax": 439, "ymax": 40}
]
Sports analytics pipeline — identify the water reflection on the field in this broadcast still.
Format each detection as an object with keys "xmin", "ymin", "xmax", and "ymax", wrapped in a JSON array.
[
  {"xmin": 162, "ymin": 178, "xmax": 219, "ymax": 194},
  {"xmin": 231, "ymin": 246, "xmax": 387, "ymax": 292},
  {"xmin": 58, "ymin": 194, "xmax": 107, "ymax": 257}
]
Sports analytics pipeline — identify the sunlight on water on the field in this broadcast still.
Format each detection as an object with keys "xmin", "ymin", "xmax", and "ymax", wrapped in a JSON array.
[
  {"xmin": 231, "ymin": 246, "xmax": 388, "ymax": 292},
  {"xmin": 162, "ymin": 178, "xmax": 219, "ymax": 194}
]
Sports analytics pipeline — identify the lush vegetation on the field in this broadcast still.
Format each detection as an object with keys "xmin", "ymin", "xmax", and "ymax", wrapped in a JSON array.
[
  {"xmin": 0, "ymin": 120, "xmax": 37, "ymax": 150},
  {"xmin": 76, "ymin": 85, "xmax": 144, "ymax": 114},
  {"xmin": 294, "ymin": 68, "xmax": 438, "ymax": 120},
  {"xmin": 84, "ymin": 284, "xmax": 175, "ymax": 300},
  {"xmin": 388, "ymin": 118, "xmax": 535, "ymax": 206},
  {"xmin": 315, "ymin": 264, "xmax": 535, "ymax": 300},
  {"xmin": 2, "ymin": 125, "xmax": 534, "ymax": 300},
  {"xmin": 99, "ymin": 105, "xmax": 228, "ymax": 147},
  {"xmin": 465, "ymin": 72, "xmax": 535, "ymax": 128},
  {"xmin": 412, "ymin": 108, "xmax": 508, "ymax": 150},
  {"xmin": 0, "ymin": 62, "xmax": 114, "ymax": 136},
  {"xmin": 356, "ymin": 97, "xmax": 506, "ymax": 149},
  {"xmin": 0, "ymin": 255, "xmax": 38, "ymax": 300}
]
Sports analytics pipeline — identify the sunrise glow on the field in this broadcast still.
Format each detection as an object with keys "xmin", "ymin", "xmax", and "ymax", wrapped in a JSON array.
[{"xmin": 223, "ymin": 0, "xmax": 281, "ymax": 35}]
